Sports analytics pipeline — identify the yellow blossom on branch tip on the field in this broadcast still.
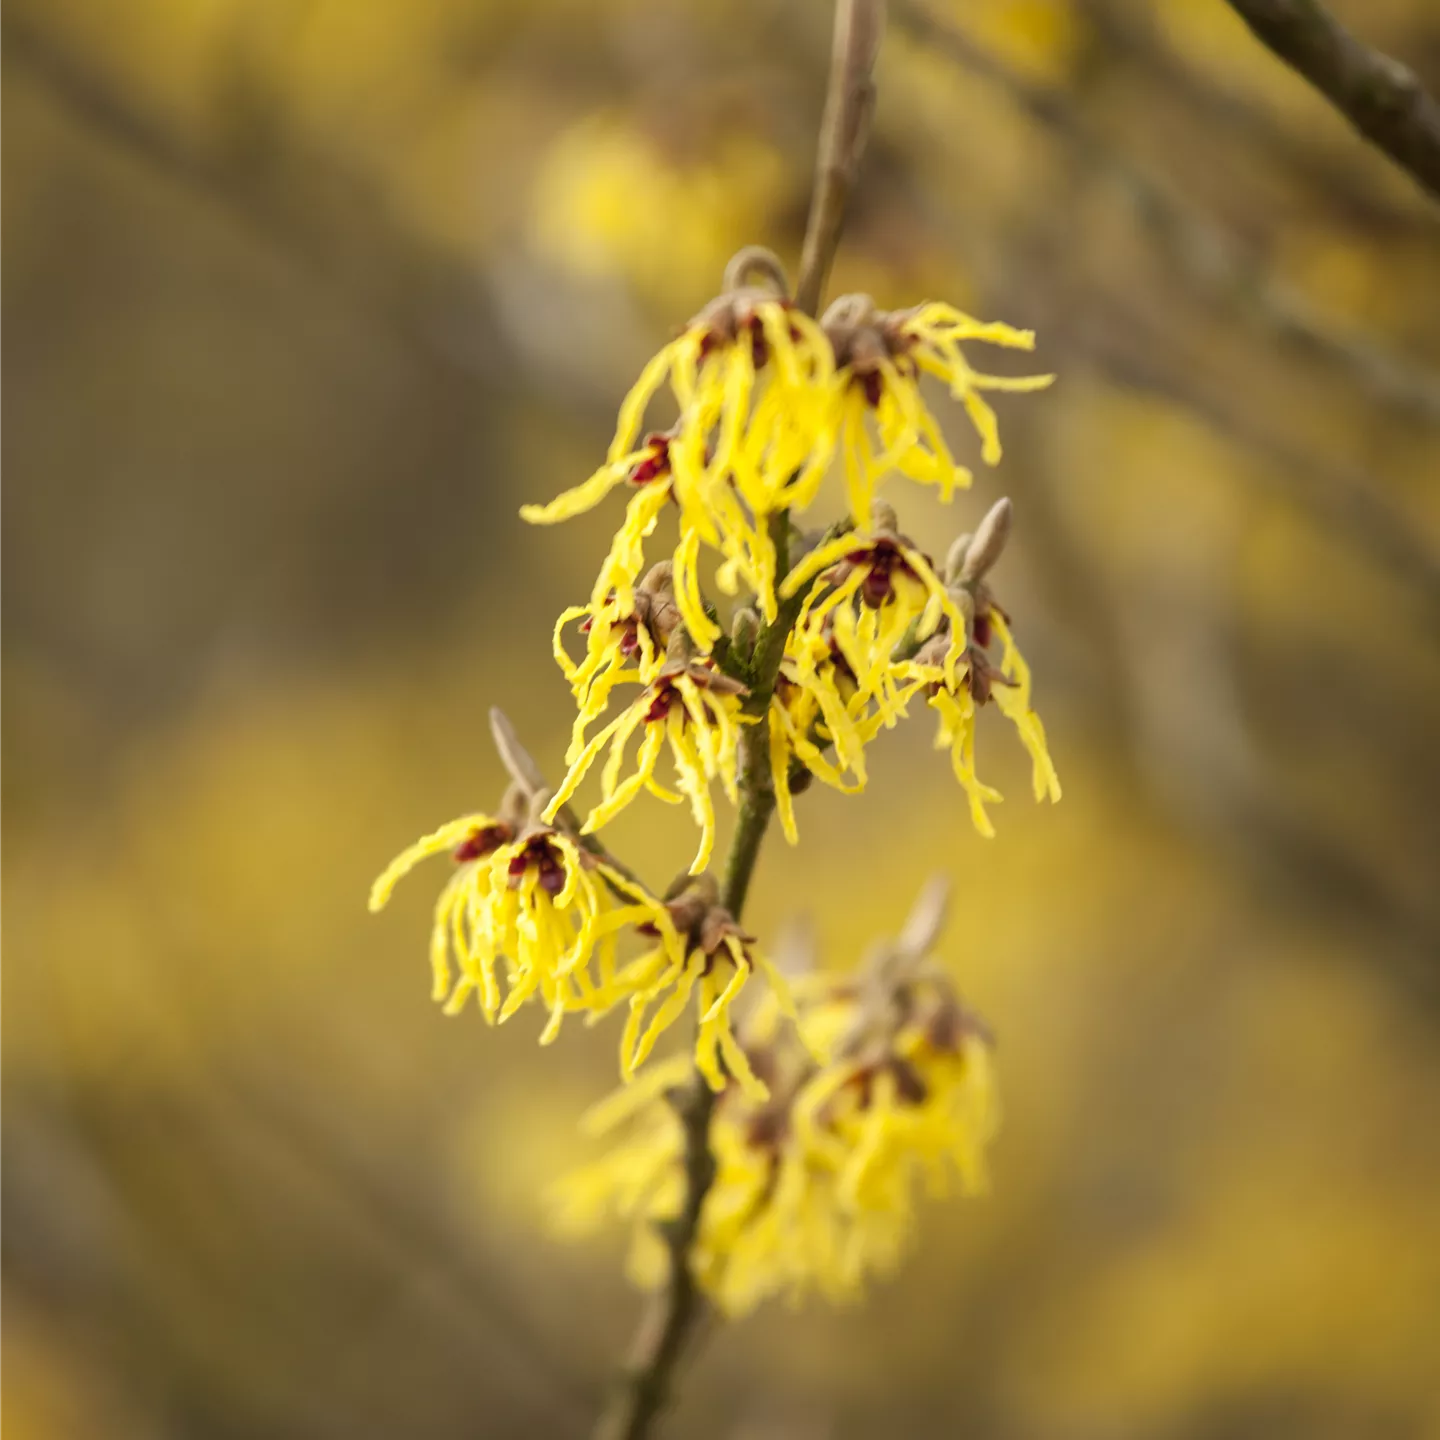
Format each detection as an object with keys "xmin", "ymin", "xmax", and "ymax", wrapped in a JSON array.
[
  {"xmin": 368, "ymin": 812, "xmax": 513, "ymax": 1003},
  {"xmin": 550, "ymin": 893, "xmax": 999, "ymax": 1316},
  {"xmin": 893, "ymin": 588, "xmax": 1060, "ymax": 833},
  {"xmin": 369, "ymin": 813, "xmax": 682, "ymax": 1038},
  {"xmin": 554, "ymin": 562, "xmax": 683, "ymax": 757},
  {"xmin": 823, "ymin": 293, "xmax": 1054, "ymax": 521},
  {"xmin": 783, "ymin": 504, "xmax": 969, "ymax": 700},
  {"xmin": 546, "ymin": 662, "xmax": 751, "ymax": 875},
  {"xmin": 770, "ymin": 663, "xmax": 873, "ymax": 800},
  {"xmin": 521, "ymin": 253, "xmax": 840, "ymax": 632},
  {"xmin": 618, "ymin": 931, "xmax": 797, "ymax": 1101}
]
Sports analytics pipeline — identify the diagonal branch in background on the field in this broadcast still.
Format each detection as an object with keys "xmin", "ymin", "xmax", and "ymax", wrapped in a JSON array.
[
  {"xmin": 892, "ymin": 0, "xmax": 1440, "ymax": 429},
  {"xmin": 2, "ymin": 11, "xmax": 509, "ymax": 383},
  {"xmin": 892, "ymin": 1, "xmax": 1440, "ymax": 630},
  {"xmin": 1222, "ymin": 0, "xmax": 1440, "ymax": 203},
  {"xmin": 1089, "ymin": 4, "xmax": 1438, "ymax": 238},
  {"xmin": 1091, "ymin": 332, "xmax": 1440, "ymax": 635}
]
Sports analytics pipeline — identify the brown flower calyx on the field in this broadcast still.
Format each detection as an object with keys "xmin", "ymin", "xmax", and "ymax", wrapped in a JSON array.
[
  {"xmin": 652, "ymin": 871, "xmax": 756, "ymax": 964},
  {"xmin": 791, "ymin": 502, "xmax": 938, "ymax": 614},
  {"xmin": 685, "ymin": 247, "xmax": 799, "ymax": 369},
  {"xmin": 826, "ymin": 876, "xmax": 994, "ymax": 1077},
  {"xmin": 497, "ymin": 790, "xmax": 616, "ymax": 895},
  {"xmin": 849, "ymin": 501, "xmax": 941, "ymax": 609},
  {"xmin": 653, "ymin": 630, "xmax": 750, "ymax": 699},
  {"xmin": 585, "ymin": 561, "xmax": 682, "ymax": 659},
  {"xmin": 821, "ymin": 294, "xmax": 920, "ymax": 406},
  {"xmin": 503, "ymin": 828, "xmax": 574, "ymax": 895},
  {"xmin": 828, "ymin": 972, "xmax": 993, "ymax": 1109},
  {"xmin": 721, "ymin": 245, "xmax": 790, "ymax": 299},
  {"xmin": 452, "ymin": 781, "xmax": 529, "ymax": 863},
  {"xmin": 913, "ymin": 620, "xmax": 1010, "ymax": 706}
]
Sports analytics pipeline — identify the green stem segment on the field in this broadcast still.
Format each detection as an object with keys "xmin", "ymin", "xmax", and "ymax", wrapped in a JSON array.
[
  {"xmin": 593, "ymin": 521, "xmax": 795, "ymax": 1440},
  {"xmin": 594, "ymin": 4, "xmax": 883, "ymax": 1429}
]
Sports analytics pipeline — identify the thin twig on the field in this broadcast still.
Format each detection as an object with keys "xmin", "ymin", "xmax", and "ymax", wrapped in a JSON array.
[
  {"xmin": 892, "ymin": 0, "xmax": 1440, "ymax": 428},
  {"xmin": 591, "ymin": 515, "xmax": 835, "ymax": 1440},
  {"xmin": 796, "ymin": 0, "xmax": 887, "ymax": 316},
  {"xmin": 1088, "ymin": 4, "xmax": 1437, "ymax": 237},
  {"xmin": 1089, "ymin": 336, "xmax": 1440, "ymax": 632},
  {"xmin": 1222, "ymin": 0, "xmax": 1440, "ymax": 203},
  {"xmin": 594, "ymin": 8, "xmax": 885, "ymax": 1430}
]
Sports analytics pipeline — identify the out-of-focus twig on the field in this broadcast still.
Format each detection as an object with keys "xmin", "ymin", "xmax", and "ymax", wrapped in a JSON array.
[
  {"xmin": 2, "ymin": 11, "xmax": 507, "ymax": 381},
  {"xmin": 893, "ymin": 0, "xmax": 1440, "ymax": 429},
  {"xmin": 1090, "ymin": 335, "xmax": 1440, "ymax": 632},
  {"xmin": 796, "ymin": 0, "xmax": 887, "ymax": 316},
  {"xmin": 1222, "ymin": 0, "xmax": 1440, "ymax": 202},
  {"xmin": 1088, "ymin": 4, "xmax": 1437, "ymax": 236},
  {"xmin": 893, "ymin": 0, "xmax": 1440, "ymax": 629}
]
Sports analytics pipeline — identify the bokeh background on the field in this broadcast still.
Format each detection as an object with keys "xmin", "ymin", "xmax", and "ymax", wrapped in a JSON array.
[{"xmin": 5, "ymin": 0, "xmax": 1440, "ymax": 1436}]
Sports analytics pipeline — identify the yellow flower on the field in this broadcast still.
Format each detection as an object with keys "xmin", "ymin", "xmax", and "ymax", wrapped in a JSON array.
[
  {"xmin": 989, "ymin": 609, "xmax": 1063, "ymax": 807},
  {"xmin": 792, "ymin": 1026, "xmax": 998, "ymax": 1228},
  {"xmin": 768, "ymin": 658, "xmax": 877, "ymax": 836},
  {"xmin": 553, "ymin": 561, "xmax": 680, "ymax": 746},
  {"xmin": 369, "ymin": 808, "xmax": 681, "ymax": 1041},
  {"xmin": 897, "ymin": 594, "xmax": 1061, "ymax": 837},
  {"xmin": 781, "ymin": 502, "xmax": 968, "ymax": 700},
  {"xmin": 823, "ymin": 294, "xmax": 1054, "ymax": 521},
  {"xmin": 547, "ymin": 660, "xmax": 751, "ymax": 874},
  {"xmin": 521, "ymin": 250, "xmax": 837, "ymax": 638},
  {"xmin": 617, "ymin": 888, "xmax": 798, "ymax": 1099},
  {"xmin": 551, "ymin": 883, "xmax": 1000, "ymax": 1315},
  {"xmin": 767, "ymin": 589, "xmax": 926, "ymax": 844},
  {"xmin": 521, "ymin": 433, "xmax": 675, "ymax": 620}
]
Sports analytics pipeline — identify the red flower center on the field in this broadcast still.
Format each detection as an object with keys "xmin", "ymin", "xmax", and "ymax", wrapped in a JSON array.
[
  {"xmin": 642, "ymin": 681, "xmax": 679, "ymax": 725},
  {"xmin": 506, "ymin": 835, "xmax": 569, "ymax": 896},
  {"xmin": 453, "ymin": 823, "xmax": 513, "ymax": 863},
  {"xmin": 629, "ymin": 436, "xmax": 672, "ymax": 487}
]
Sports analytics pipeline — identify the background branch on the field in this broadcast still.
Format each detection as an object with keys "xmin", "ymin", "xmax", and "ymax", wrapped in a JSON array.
[
  {"xmin": 891, "ymin": 1, "xmax": 1440, "ymax": 625},
  {"xmin": 893, "ymin": 0, "xmax": 1440, "ymax": 428},
  {"xmin": 1223, "ymin": 0, "xmax": 1440, "ymax": 202}
]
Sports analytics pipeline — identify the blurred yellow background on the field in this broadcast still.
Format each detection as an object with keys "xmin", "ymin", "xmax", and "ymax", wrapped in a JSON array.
[{"xmin": 5, "ymin": 1, "xmax": 1440, "ymax": 1436}]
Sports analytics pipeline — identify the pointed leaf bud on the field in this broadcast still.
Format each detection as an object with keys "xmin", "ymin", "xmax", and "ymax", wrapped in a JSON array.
[{"xmin": 959, "ymin": 498, "xmax": 1012, "ymax": 586}]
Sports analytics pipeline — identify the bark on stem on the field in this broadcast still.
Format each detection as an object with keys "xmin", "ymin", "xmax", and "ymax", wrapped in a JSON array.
[
  {"xmin": 593, "ymin": 6, "xmax": 883, "ymax": 1433},
  {"xmin": 591, "ymin": 523, "xmax": 804, "ymax": 1440},
  {"xmin": 1223, "ymin": 0, "xmax": 1440, "ymax": 202},
  {"xmin": 796, "ymin": 0, "xmax": 887, "ymax": 316}
]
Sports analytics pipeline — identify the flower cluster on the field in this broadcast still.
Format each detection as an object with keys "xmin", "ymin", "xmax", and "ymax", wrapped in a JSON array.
[
  {"xmin": 551, "ymin": 880, "xmax": 998, "ymax": 1315},
  {"xmin": 532, "ymin": 253, "xmax": 1060, "ymax": 862},
  {"xmin": 368, "ymin": 781, "xmax": 683, "ymax": 1042},
  {"xmin": 371, "ymin": 244, "xmax": 1057, "ymax": 1277},
  {"xmin": 762, "ymin": 493, "xmax": 1060, "ymax": 843},
  {"xmin": 369, "ymin": 748, "xmax": 799, "ymax": 1100}
]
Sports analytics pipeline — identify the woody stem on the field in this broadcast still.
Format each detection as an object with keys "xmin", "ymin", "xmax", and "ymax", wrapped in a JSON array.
[
  {"xmin": 594, "ymin": 3, "xmax": 883, "ymax": 1434},
  {"xmin": 796, "ymin": 0, "xmax": 886, "ymax": 316},
  {"xmin": 592, "ymin": 511, "xmax": 802, "ymax": 1440}
]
